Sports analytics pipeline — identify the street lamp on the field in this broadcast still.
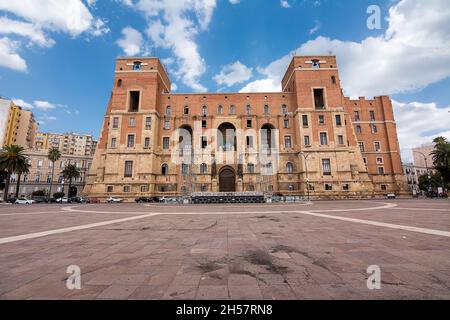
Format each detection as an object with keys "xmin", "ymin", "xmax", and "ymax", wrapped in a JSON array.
[
  {"xmin": 413, "ymin": 151, "xmax": 432, "ymax": 194},
  {"xmin": 300, "ymin": 152, "xmax": 311, "ymax": 201}
]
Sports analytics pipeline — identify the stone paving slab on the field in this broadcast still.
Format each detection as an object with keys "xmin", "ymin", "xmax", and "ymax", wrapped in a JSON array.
[{"xmin": 0, "ymin": 199, "xmax": 449, "ymax": 299}]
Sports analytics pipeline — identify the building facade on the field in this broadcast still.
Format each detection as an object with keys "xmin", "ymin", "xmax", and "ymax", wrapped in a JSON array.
[
  {"xmin": 402, "ymin": 163, "xmax": 432, "ymax": 193},
  {"xmin": 0, "ymin": 98, "xmax": 37, "ymax": 149},
  {"xmin": 412, "ymin": 144, "xmax": 435, "ymax": 169},
  {"xmin": 84, "ymin": 55, "xmax": 408, "ymax": 201},
  {"xmin": 33, "ymin": 132, "xmax": 97, "ymax": 156},
  {"xmin": 6, "ymin": 150, "xmax": 93, "ymax": 198}
]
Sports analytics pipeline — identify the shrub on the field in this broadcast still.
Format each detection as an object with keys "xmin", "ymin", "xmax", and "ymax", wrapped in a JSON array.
[
  {"xmin": 32, "ymin": 190, "xmax": 46, "ymax": 197},
  {"xmin": 53, "ymin": 192, "xmax": 65, "ymax": 199}
]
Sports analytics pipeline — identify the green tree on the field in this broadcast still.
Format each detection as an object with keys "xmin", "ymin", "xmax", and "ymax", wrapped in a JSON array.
[
  {"xmin": 418, "ymin": 172, "xmax": 443, "ymax": 192},
  {"xmin": 14, "ymin": 161, "xmax": 30, "ymax": 198},
  {"xmin": 47, "ymin": 147, "xmax": 61, "ymax": 198},
  {"xmin": 62, "ymin": 164, "xmax": 80, "ymax": 198},
  {"xmin": 0, "ymin": 145, "xmax": 27, "ymax": 201},
  {"xmin": 431, "ymin": 137, "xmax": 450, "ymax": 188}
]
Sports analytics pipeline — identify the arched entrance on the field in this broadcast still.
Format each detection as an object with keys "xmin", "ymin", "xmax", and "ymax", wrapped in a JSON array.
[{"xmin": 219, "ymin": 167, "xmax": 236, "ymax": 192}]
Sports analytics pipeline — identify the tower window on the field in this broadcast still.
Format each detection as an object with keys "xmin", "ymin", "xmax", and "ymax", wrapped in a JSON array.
[
  {"xmin": 264, "ymin": 104, "xmax": 269, "ymax": 114},
  {"xmin": 314, "ymin": 89, "xmax": 325, "ymax": 109},
  {"xmin": 217, "ymin": 105, "xmax": 223, "ymax": 115},
  {"xmin": 312, "ymin": 59, "xmax": 320, "ymax": 69},
  {"xmin": 335, "ymin": 115, "xmax": 342, "ymax": 126},
  {"xmin": 229, "ymin": 105, "xmax": 235, "ymax": 115},
  {"xmin": 184, "ymin": 106, "xmax": 189, "ymax": 115},
  {"xmin": 133, "ymin": 62, "xmax": 141, "ymax": 70},
  {"xmin": 129, "ymin": 91, "xmax": 140, "ymax": 112},
  {"xmin": 162, "ymin": 164, "xmax": 168, "ymax": 175},
  {"xmin": 302, "ymin": 115, "xmax": 309, "ymax": 127},
  {"xmin": 202, "ymin": 120, "xmax": 207, "ymax": 128},
  {"xmin": 117, "ymin": 79, "xmax": 122, "ymax": 87},
  {"xmin": 331, "ymin": 76, "xmax": 336, "ymax": 84}
]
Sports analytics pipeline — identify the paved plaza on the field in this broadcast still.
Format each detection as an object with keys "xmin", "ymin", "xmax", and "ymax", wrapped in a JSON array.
[{"xmin": 0, "ymin": 199, "xmax": 449, "ymax": 300}]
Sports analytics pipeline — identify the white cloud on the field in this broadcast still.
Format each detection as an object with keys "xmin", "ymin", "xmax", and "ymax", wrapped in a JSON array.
[
  {"xmin": 241, "ymin": 0, "xmax": 450, "ymax": 98},
  {"xmin": 229, "ymin": 0, "xmax": 240, "ymax": 4},
  {"xmin": 116, "ymin": 27, "xmax": 143, "ymax": 56},
  {"xmin": 34, "ymin": 100, "xmax": 57, "ymax": 110},
  {"xmin": 126, "ymin": 0, "xmax": 217, "ymax": 92},
  {"xmin": 214, "ymin": 61, "xmax": 253, "ymax": 87},
  {"xmin": 393, "ymin": 100, "xmax": 450, "ymax": 162},
  {"xmin": 12, "ymin": 98, "xmax": 33, "ymax": 110},
  {"xmin": 280, "ymin": 1, "xmax": 291, "ymax": 8},
  {"xmin": 171, "ymin": 83, "xmax": 178, "ymax": 91},
  {"xmin": 0, "ymin": 37, "xmax": 27, "ymax": 72},
  {"xmin": 309, "ymin": 20, "xmax": 320, "ymax": 35},
  {"xmin": 0, "ymin": 0, "xmax": 109, "ymax": 72}
]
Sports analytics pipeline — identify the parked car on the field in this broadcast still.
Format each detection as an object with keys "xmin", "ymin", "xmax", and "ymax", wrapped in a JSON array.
[
  {"xmin": 107, "ymin": 197, "xmax": 123, "ymax": 203},
  {"xmin": 15, "ymin": 198, "xmax": 35, "ymax": 204},
  {"xmin": 387, "ymin": 193, "xmax": 396, "ymax": 199},
  {"xmin": 135, "ymin": 196, "xmax": 160, "ymax": 203},
  {"xmin": 68, "ymin": 197, "xmax": 88, "ymax": 203},
  {"xmin": 56, "ymin": 197, "xmax": 68, "ymax": 203},
  {"xmin": 6, "ymin": 197, "xmax": 17, "ymax": 204}
]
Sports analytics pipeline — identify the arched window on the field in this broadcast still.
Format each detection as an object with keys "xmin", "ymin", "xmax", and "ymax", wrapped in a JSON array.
[
  {"xmin": 200, "ymin": 163, "xmax": 207, "ymax": 174},
  {"xmin": 282, "ymin": 104, "xmax": 287, "ymax": 114},
  {"xmin": 286, "ymin": 162, "xmax": 294, "ymax": 174},
  {"xmin": 247, "ymin": 163, "xmax": 255, "ymax": 174},
  {"xmin": 217, "ymin": 105, "xmax": 223, "ymax": 115},
  {"xmin": 117, "ymin": 79, "xmax": 122, "ymax": 87},
  {"xmin": 202, "ymin": 105, "xmax": 207, "ymax": 116},
  {"xmin": 162, "ymin": 164, "xmax": 169, "ymax": 175},
  {"xmin": 166, "ymin": 106, "xmax": 171, "ymax": 116},
  {"xmin": 246, "ymin": 105, "xmax": 251, "ymax": 115},
  {"xmin": 184, "ymin": 105, "xmax": 189, "ymax": 115},
  {"xmin": 133, "ymin": 61, "xmax": 142, "ymax": 70},
  {"xmin": 264, "ymin": 104, "xmax": 269, "ymax": 114},
  {"xmin": 229, "ymin": 105, "xmax": 235, "ymax": 115}
]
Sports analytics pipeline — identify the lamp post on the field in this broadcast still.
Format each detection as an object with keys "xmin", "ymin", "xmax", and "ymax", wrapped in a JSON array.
[
  {"xmin": 413, "ymin": 151, "xmax": 432, "ymax": 195},
  {"xmin": 300, "ymin": 152, "xmax": 311, "ymax": 201}
]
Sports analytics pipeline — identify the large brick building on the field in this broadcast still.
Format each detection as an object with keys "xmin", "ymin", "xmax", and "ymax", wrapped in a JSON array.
[{"xmin": 84, "ymin": 55, "xmax": 408, "ymax": 200}]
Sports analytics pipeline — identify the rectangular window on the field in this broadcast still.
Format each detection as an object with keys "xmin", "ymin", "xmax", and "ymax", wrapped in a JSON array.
[
  {"xmin": 318, "ymin": 115, "xmax": 325, "ymax": 125},
  {"xmin": 376, "ymin": 157, "xmax": 383, "ymax": 165},
  {"xmin": 163, "ymin": 137, "xmax": 170, "ymax": 150},
  {"xmin": 123, "ymin": 185, "xmax": 131, "ymax": 193},
  {"xmin": 356, "ymin": 125, "xmax": 362, "ymax": 134},
  {"xmin": 371, "ymin": 124, "xmax": 377, "ymax": 134},
  {"xmin": 374, "ymin": 142, "xmax": 381, "ymax": 152},
  {"xmin": 111, "ymin": 137, "xmax": 117, "ymax": 148},
  {"xmin": 359, "ymin": 142, "xmax": 365, "ymax": 153},
  {"xmin": 378, "ymin": 167, "xmax": 385, "ymax": 174},
  {"xmin": 129, "ymin": 91, "xmax": 140, "ymax": 112},
  {"xmin": 140, "ymin": 185, "xmax": 149, "ymax": 193},
  {"xmin": 247, "ymin": 119, "xmax": 252, "ymax": 128},
  {"xmin": 370, "ymin": 111, "xmax": 376, "ymax": 121},
  {"xmin": 60, "ymin": 161, "xmax": 65, "ymax": 168},
  {"xmin": 144, "ymin": 137, "xmax": 151, "ymax": 148},
  {"xmin": 164, "ymin": 120, "xmax": 170, "ymax": 130},
  {"xmin": 129, "ymin": 117, "xmax": 136, "ymax": 127},
  {"xmin": 201, "ymin": 136, "xmax": 208, "ymax": 149},
  {"xmin": 324, "ymin": 184, "xmax": 333, "ymax": 191},
  {"xmin": 338, "ymin": 135, "xmax": 344, "ymax": 145},
  {"xmin": 247, "ymin": 163, "xmax": 255, "ymax": 174},
  {"xmin": 320, "ymin": 132, "xmax": 328, "ymax": 146},
  {"xmin": 107, "ymin": 186, "xmax": 113, "ymax": 193},
  {"xmin": 246, "ymin": 136, "xmax": 253, "ymax": 148},
  {"xmin": 314, "ymin": 88, "xmax": 325, "ymax": 109},
  {"xmin": 381, "ymin": 184, "xmax": 387, "ymax": 191},
  {"xmin": 354, "ymin": 111, "xmax": 360, "ymax": 122},
  {"xmin": 47, "ymin": 176, "xmax": 52, "ymax": 183},
  {"xmin": 37, "ymin": 159, "xmax": 43, "ymax": 168},
  {"xmin": 304, "ymin": 135, "xmax": 310, "ymax": 146},
  {"xmin": 35, "ymin": 175, "xmax": 40, "ymax": 183},
  {"xmin": 302, "ymin": 115, "xmax": 309, "ymax": 127},
  {"xmin": 284, "ymin": 119, "xmax": 289, "ymax": 128},
  {"xmin": 322, "ymin": 159, "xmax": 331, "ymax": 176},
  {"xmin": 145, "ymin": 117, "xmax": 151, "ymax": 130},
  {"xmin": 127, "ymin": 135, "xmax": 135, "ymax": 148},
  {"xmin": 342, "ymin": 184, "xmax": 349, "ymax": 191},
  {"xmin": 335, "ymin": 115, "xmax": 342, "ymax": 126},
  {"xmin": 112, "ymin": 117, "xmax": 119, "ymax": 129},
  {"xmin": 284, "ymin": 136, "xmax": 292, "ymax": 148},
  {"xmin": 202, "ymin": 120, "xmax": 207, "ymax": 128},
  {"xmin": 124, "ymin": 161, "xmax": 133, "ymax": 177}
]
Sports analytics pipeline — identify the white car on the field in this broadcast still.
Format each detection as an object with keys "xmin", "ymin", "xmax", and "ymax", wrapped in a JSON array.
[
  {"xmin": 107, "ymin": 197, "xmax": 123, "ymax": 203},
  {"xmin": 56, "ymin": 197, "xmax": 68, "ymax": 203},
  {"xmin": 15, "ymin": 198, "xmax": 35, "ymax": 205}
]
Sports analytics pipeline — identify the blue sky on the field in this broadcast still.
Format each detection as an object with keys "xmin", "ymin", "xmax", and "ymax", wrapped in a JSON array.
[{"xmin": 0, "ymin": 0, "xmax": 449, "ymax": 161}]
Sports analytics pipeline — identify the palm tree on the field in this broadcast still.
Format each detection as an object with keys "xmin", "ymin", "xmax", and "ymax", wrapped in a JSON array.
[
  {"xmin": 431, "ymin": 136, "xmax": 450, "ymax": 188},
  {"xmin": 15, "ymin": 161, "xmax": 31, "ymax": 198},
  {"xmin": 47, "ymin": 147, "xmax": 61, "ymax": 198},
  {"xmin": 62, "ymin": 164, "xmax": 80, "ymax": 198},
  {"xmin": 0, "ymin": 145, "xmax": 27, "ymax": 201}
]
